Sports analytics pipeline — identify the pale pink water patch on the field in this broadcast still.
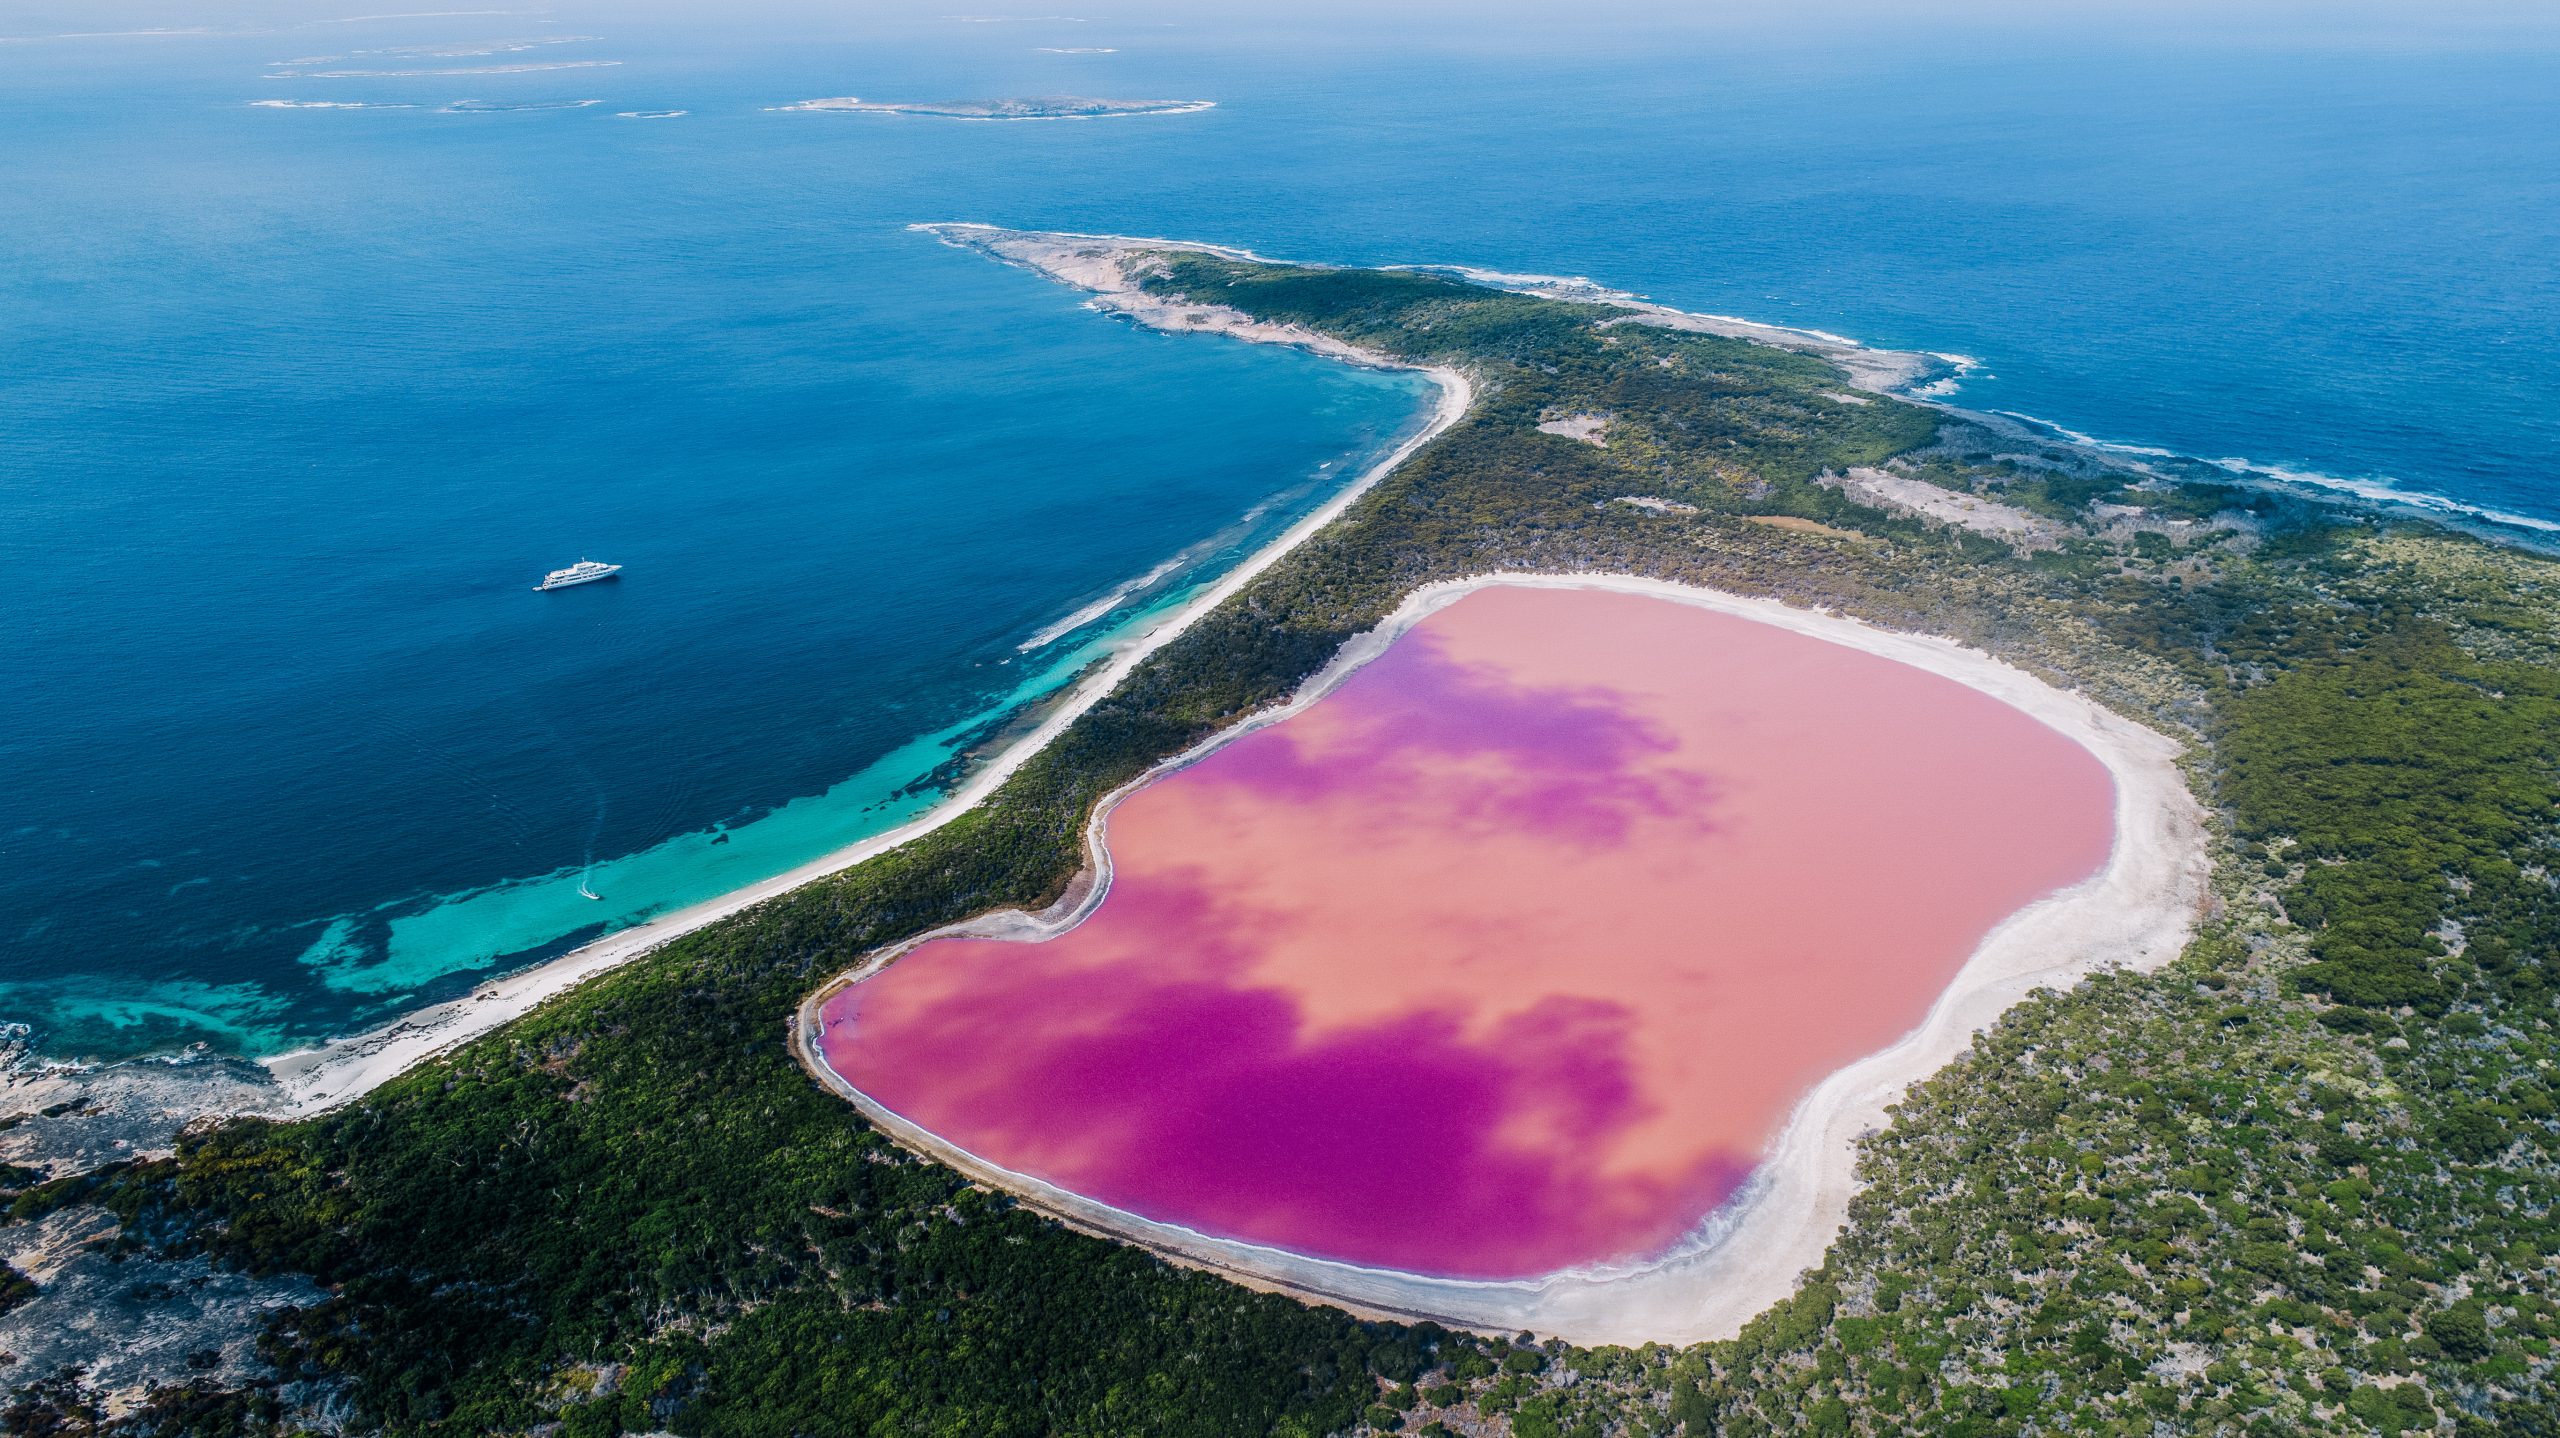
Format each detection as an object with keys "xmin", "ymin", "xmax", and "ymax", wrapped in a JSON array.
[{"xmin": 818, "ymin": 586, "xmax": 2113, "ymax": 1280}]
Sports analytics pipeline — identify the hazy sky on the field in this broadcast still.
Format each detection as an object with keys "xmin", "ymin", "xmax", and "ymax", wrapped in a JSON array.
[{"xmin": 10, "ymin": 0, "xmax": 2560, "ymax": 54}]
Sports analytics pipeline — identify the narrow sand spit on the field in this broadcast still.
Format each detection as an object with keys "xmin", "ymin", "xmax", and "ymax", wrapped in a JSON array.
[
  {"xmin": 914, "ymin": 222, "xmax": 1439, "ymax": 372},
  {"xmin": 247, "ymin": 248, "xmax": 1469, "ymax": 1118},
  {"xmin": 798, "ymin": 574, "xmax": 2209, "ymax": 1347}
]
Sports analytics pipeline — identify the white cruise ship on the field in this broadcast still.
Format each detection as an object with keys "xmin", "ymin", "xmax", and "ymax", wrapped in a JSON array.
[{"xmin": 535, "ymin": 559, "xmax": 621, "ymax": 591}]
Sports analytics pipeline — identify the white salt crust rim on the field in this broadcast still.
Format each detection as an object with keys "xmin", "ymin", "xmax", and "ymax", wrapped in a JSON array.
[{"xmin": 797, "ymin": 573, "xmax": 2210, "ymax": 1347}]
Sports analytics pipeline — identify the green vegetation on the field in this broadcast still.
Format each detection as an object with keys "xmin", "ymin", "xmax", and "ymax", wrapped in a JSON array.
[
  {"xmin": 11, "ymin": 747, "xmax": 1452, "ymax": 1436},
  {"xmin": 0, "ymin": 1262, "xmax": 32, "ymax": 1318},
  {"xmin": 2221, "ymin": 630, "xmax": 2560, "ymax": 1012},
  {"xmin": 8, "ymin": 244, "xmax": 2556, "ymax": 1436}
]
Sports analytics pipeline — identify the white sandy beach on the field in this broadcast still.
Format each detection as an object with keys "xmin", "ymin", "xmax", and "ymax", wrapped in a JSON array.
[
  {"xmin": 795, "ymin": 574, "xmax": 2210, "ymax": 1347},
  {"xmin": 249, "ymin": 238, "xmax": 1470, "ymax": 1118}
]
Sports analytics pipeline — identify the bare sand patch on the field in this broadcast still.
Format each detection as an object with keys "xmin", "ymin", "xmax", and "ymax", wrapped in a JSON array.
[
  {"xmin": 1744, "ymin": 514, "xmax": 1863, "ymax": 540},
  {"xmin": 1538, "ymin": 412, "xmax": 1610, "ymax": 445},
  {"xmin": 1825, "ymin": 465, "xmax": 2057, "ymax": 543}
]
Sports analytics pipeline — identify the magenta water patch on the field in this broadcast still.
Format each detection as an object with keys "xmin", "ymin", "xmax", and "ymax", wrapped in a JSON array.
[{"xmin": 817, "ymin": 586, "xmax": 2115, "ymax": 1279}]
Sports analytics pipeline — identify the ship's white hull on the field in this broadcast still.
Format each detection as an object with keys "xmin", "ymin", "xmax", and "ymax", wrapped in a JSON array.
[{"xmin": 534, "ymin": 568, "xmax": 620, "ymax": 592}]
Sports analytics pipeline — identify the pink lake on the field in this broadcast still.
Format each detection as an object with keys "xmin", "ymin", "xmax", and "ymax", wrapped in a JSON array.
[{"xmin": 815, "ymin": 586, "xmax": 2113, "ymax": 1280}]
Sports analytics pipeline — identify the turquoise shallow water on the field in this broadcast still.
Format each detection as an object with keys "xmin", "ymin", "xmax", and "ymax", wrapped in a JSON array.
[{"xmin": 6, "ymin": 0, "xmax": 2558, "ymax": 1059}]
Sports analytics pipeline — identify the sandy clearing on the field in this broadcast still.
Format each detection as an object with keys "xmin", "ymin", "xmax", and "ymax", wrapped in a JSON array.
[
  {"xmin": 798, "ymin": 573, "xmax": 2209, "ymax": 1346},
  {"xmin": 1537, "ymin": 413, "xmax": 1610, "ymax": 445},
  {"xmin": 1744, "ymin": 514, "xmax": 1863, "ymax": 540},
  {"xmin": 1826, "ymin": 465, "xmax": 2057, "ymax": 542}
]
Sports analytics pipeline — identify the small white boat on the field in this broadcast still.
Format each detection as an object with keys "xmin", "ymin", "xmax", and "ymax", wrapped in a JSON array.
[
  {"xmin": 577, "ymin": 881, "xmax": 603, "ymax": 901},
  {"xmin": 536, "ymin": 559, "xmax": 621, "ymax": 592}
]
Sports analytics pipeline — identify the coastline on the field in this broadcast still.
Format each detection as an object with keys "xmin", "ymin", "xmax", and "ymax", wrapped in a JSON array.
[
  {"xmin": 247, "ymin": 227, "xmax": 1501, "ymax": 1114},
  {"xmin": 1401, "ymin": 257, "xmax": 2560, "ymax": 552},
  {"xmin": 20, "ymin": 222, "xmax": 2526, "ymax": 1136},
  {"xmin": 247, "ymin": 340, "xmax": 1469, "ymax": 1118},
  {"xmin": 0, "ymin": 238, "xmax": 1468, "ymax": 1140},
  {"xmin": 795, "ymin": 573, "xmax": 2212, "ymax": 1347}
]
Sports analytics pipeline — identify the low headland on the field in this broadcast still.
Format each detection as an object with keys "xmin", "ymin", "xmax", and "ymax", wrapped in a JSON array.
[{"xmin": 7, "ymin": 225, "xmax": 2556, "ymax": 1436}]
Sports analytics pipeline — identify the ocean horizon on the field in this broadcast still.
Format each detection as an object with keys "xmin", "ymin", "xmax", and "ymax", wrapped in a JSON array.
[{"xmin": 8, "ymin": 0, "xmax": 2559, "ymax": 1063}]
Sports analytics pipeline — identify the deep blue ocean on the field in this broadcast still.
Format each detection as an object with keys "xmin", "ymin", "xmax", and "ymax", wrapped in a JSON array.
[{"xmin": 7, "ymin": 0, "xmax": 2558, "ymax": 1060}]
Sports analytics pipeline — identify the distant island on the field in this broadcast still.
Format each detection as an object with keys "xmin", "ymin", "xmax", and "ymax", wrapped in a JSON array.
[{"xmin": 772, "ymin": 95, "xmax": 1212, "ymax": 120}]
